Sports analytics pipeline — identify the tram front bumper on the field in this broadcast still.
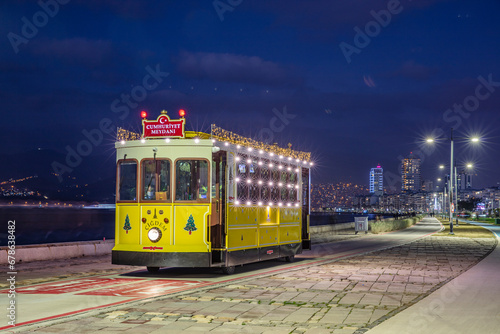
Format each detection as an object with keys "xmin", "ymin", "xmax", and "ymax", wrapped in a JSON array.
[{"xmin": 112, "ymin": 250, "xmax": 211, "ymax": 268}]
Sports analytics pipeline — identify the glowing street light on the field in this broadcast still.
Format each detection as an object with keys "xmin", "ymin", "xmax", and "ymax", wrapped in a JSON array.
[{"xmin": 426, "ymin": 129, "xmax": 482, "ymax": 234}]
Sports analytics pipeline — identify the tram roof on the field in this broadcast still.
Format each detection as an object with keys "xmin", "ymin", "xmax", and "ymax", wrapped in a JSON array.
[{"xmin": 116, "ymin": 125, "xmax": 312, "ymax": 165}]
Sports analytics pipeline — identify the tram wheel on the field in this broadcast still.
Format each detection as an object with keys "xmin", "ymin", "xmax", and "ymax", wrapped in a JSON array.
[
  {"xmin": 147, "ymin": 266, "xmax": 160, "ymax": 273},
  {"xmin": 221, "ymin": 266, "xmax": 235, "ymax": 275},
  {"xmin": 285, "ymin": 255, "xmax": 295, "ymax": 263}
]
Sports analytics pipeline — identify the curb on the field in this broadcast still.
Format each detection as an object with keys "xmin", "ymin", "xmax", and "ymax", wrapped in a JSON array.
[{"xmin": 0, "ymin": 240, "xmax": 115, "ymax": 264}]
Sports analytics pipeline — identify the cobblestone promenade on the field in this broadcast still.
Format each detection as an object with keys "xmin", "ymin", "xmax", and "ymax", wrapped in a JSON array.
[{"xmin": 24, "ymin": 235, "xmax": 495, "ymax": 334}]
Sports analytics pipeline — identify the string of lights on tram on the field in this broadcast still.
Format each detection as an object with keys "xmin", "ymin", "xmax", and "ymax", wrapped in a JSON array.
[{"xmin": 121, "ymin": 109, "xmax": 315, "ymax": 209}]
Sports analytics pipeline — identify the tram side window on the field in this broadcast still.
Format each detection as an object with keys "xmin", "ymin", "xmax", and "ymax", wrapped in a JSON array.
[
  {"xmin": 236, "ymin": 156, "xmax": 248, "ymax": 202},
  {"xmin": 142, "ymin": 160, "xmax": 170, "ymax": 201},
  {"xmin": 118, "ymin": 161, "xmax": 137, "ymax": 201},
  {"xmin": 176, "ymin": 160, "xmax": 208, "ymax": 201}
]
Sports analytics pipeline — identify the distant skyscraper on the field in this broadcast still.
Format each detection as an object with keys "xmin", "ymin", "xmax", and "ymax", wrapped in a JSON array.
[
  {"xmin": 370, "ymin": 166, "xmax": 383, "ymax": 195},
  {"xmin": 401, "ymin": 153, "xmax": 421, "ymax": 193},
  {"xmin": 422, "ymin": 179, "xmax": 434, "ymax": 192},
  {"xmin": 457, "ymin": 171, "xmax": 473, "ymax": 190}
]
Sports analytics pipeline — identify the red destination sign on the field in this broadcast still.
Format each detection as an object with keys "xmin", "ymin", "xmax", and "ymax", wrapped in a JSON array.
[{"xmin": 142, "ymin": 114, "xmax": 185, "ymax": 138}]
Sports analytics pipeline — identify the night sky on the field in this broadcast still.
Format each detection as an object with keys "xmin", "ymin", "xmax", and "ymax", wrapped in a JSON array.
[{"xmin": 1, "ymin": 0, "xmax": 499, "ymax": 190}]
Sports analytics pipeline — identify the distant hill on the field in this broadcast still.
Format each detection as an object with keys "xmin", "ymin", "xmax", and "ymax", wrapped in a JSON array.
[{"xmin": 0, "ymin": 149, "xmax": 116, "ymax": 202}]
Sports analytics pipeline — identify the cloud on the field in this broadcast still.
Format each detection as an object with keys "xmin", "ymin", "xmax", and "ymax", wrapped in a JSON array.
[
  {"xmin": 390, "ymin": 60, "xmax": 437, "ymax": 81},
  {"xmin": 175, "ymin": 51, "xmax": 303, "ymax": 87},
  {"xmin": 31, "ymin": 38, "xmax": 113, "ymax": 68}
]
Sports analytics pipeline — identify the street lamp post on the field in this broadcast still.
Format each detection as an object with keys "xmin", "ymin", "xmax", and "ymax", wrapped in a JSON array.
[
  {"xmin": 449, "ymin": 128, "xmax": 454, "ymax": 234},
  {"xmin": 441, "ymin": 191, "xmax": 445, "ymax": 218},
  {"xmin": 426, "ymin": 130, "xmax": 480, "ymax": 235},
  {"xmin": 455, "ymin": 165, "xmax": 458, "ymax": 226}
]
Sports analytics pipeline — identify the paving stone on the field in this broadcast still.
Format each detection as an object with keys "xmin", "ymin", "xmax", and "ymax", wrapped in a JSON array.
[
  {"xmin": 380, "ymin": 294, "xmax": 402, "ymax": 307},
  {"xmin": 370, "ymin": 283, "xmax": 389, "ymax": 292},
  {"xmin": 386, "ymin": 282, "xmax": 406, "ymax": 293},
  {"xmin": 359, "ymin": 293, "xmax": 382, "ymax": 305},
  {"xmin": 338, "ymin": 293, "xmax": 364, "ymax": 305},
  {"xmin": 273, "ymin": 291, "xmax": 301, "ymax": 302},
  {"xmin": 332, "ymin": 328, "xmax": 357, "ymax": 334},
  {"xmin": 351, "ymin": 282, "xmax": 373, "ymax": 292},
  {"xmin": 343, "ymin": 308, "xmax": 373, "ymax": 325},
  {"xmin": 291, "ymin": 292, "xmax": 320, "ymax": 303},
  {"xmin": 319, "ymin": 307, "xmax": 350, "ymax": 324},
  {"xmin": 283, "ymin": 307, "xmax": 321, "ymax": 323},
  {"xmin": 303, "ymin": 328, "xmax": 334, "ymax": 334},
  {"xmin": 377, "ymin": 274, "xmax": 394, "ymax": 282},
  {"xmin": 369, "ymin": 308, "xmax": 390, "ymax": 323}
]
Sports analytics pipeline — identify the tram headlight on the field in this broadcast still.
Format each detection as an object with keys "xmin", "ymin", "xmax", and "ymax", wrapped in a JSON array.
[{"xmin": 148, "ymin": 227, "xmax": 162, "ymax": 243}]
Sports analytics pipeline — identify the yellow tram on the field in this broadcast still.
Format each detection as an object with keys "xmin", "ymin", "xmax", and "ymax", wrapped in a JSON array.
[{"xmin": 112, "ymin": 110, "xmax": 312, "ymax": 274}]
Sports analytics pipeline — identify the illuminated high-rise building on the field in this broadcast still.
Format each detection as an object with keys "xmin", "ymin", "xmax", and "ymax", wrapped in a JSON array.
[
  {"xmin": 401, "ymin": 153, "xmax": 421, "ymax": 193},
  {"xmin": 421, "ymin": 179, "xmax": 434, "ymax": 192},
  {"xmin": 457, "ymin": 171, "xmax": 473, "ymax": 190},
  {"xmin": 370, "ymin": 166, "xmax": 383, "ymax": 196}
]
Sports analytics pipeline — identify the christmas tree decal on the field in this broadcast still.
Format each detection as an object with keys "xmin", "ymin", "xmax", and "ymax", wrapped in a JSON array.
[
  {"xmin": 184, "ymin": 214, "xmax": 197, "ymax": 235},
  {"xmin": 123, "ymin": 214, "xmax": 131, "ymax": 234}
]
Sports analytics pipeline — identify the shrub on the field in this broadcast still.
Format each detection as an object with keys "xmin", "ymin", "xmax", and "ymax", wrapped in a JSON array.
[{"xmin": 370, "ymin": 216, "xmax": 422, "ymax": 234}]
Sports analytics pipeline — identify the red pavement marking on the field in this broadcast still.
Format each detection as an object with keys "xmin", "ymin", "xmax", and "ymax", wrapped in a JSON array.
[
  {"xmin": 77, "ymin": 279, "xmax": 201, "ymax": 297},
  {"xmin": 3, "ymin": 278, "xmax": 137, "ymax": 295},
  {"xmin": 0, "ymin": 277, "xmax": 202, "ymax": 296}
]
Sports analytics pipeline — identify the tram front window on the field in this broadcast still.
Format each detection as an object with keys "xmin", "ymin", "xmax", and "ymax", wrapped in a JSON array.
[
  {"xmin": 142, "ymin": 160, "xmax": 170, "ymax": 201},
  {"xmin": 176, "ymin": 160, "xmax": 209, "ymax": 201},
  {"xmin": 117, "ymin": 161, "xmax": 137, "ymax": 201}
]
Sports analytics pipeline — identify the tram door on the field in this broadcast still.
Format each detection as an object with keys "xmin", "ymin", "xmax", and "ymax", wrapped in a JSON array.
[
  {"xmin": 301, "ymin": 167, "xmax": 311, "ymax": 250},
  {"xmin": 211, "ymin": 151, "xmax": 226, "ymax": 263}
]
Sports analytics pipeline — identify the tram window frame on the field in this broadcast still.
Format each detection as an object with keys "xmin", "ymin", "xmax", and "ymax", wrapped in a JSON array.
[
  {"xmin": 248, "ymin": 156, "xmax": 260, "ymax": 202},
  {"xmin": 237, "ymin": 183, "xmax": 248, "ymax": 202},
  {"xmin": 272, "ymin": 168, "xmax": 280, "ymax": 182},
  {"xmin": 140, "ymin": 158, "xmax": 172, "ymax": 202},
  {"xmin": 249, "ymin": 183, "xmax": 259, "ymax": 202},
  {"xmin": 280, "ymin": 165, "xmax": 288, "ymax": 183},
  {"xmin": 248, "ymin": 157, "xmax": 259, "ymax": 180},
  {"xmin": 174, "ymin": 158, "xmax": 210, "ymax": 203},
  {"xmin": 260, "ymin": 185, "xmax": 270, "ymax": 202},
  {"xmin": 116, "ymin": 159, "xmax": 138, "ymax": 202},
  {"xmin": 260, "ymin": 159, "xmax": 270, "ymax": 180},
  {"xmin": 236, "ymin": 154, "xmax": 248, "ymax": 202},
  {"xmin": 280, "ymin": 187, "xmax": 289, "ymax": 202},
  {"xmin": 271, "ymin": 186, "xmax": 280, "ymax": 202},
  {"xmin": 211, "ymin": 156, "xmax": 225, "ymax": 199}
]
